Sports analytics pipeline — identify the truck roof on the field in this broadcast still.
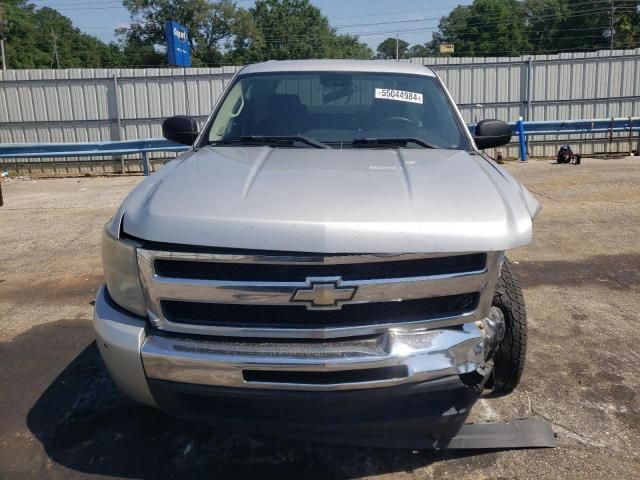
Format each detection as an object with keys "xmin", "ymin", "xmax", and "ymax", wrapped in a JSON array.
[{"xmin": 239, "ymin": 59, "xmax": 437, "ymax": 77}]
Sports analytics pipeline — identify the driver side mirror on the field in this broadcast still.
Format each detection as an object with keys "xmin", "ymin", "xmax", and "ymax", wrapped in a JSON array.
[
  {"xmin": 473, "ymin": 119, "xmax": 512, "ymax": 150},
  {"xmin": 162, "ymin": 116, "xmax": 199, "ymax": 146}
]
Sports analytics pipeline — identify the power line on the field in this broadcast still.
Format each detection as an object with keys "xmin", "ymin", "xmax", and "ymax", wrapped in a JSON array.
[
  {"xmin": 328, "ymin": 5, "xmax": 454, "ymax": 21},
  {"xmin": 343, "ymin": 7, "xmax": 638, "ymax": 39},
  {"xmin": 44, "ymin": 13, "xmax": 638, "ymax": 47},
  {"xmin": 19, "ymin": 1, "xmax": 640, "ymax": 66},
  {"xmin": 29, "ymin": 2, "xmax": 640, "ymax": 39},
  {"xmin": 337, "ymin": 6, "xmax": 637, "ymax": 33}
]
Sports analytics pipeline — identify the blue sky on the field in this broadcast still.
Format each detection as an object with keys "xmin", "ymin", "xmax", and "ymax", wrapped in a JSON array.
[{"xmin": 32, "ymin": 0, "xmax": 471, "ymax": 50}]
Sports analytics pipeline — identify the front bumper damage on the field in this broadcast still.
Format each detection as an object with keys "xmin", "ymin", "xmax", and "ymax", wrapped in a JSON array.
[
  {"xmin": 94, "ymin": 284, "xmax": 508, "ymax": 446},
  {"xmin": 140, "ymin": 323, "xmax": 492, "ymax": 392}
]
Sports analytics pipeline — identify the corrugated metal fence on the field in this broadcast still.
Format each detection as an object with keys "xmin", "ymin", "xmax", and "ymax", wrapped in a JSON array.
[
  {"xmin": 415, "ymin": 48, "xmax": 640, "ymax": 156},
  {"xmin": 0, "ymin": 66, "xmax": 239, "ymax": 146},
  {"xmin": 1, "ymin": 49, "xmax": 639, "ymax": 160}
]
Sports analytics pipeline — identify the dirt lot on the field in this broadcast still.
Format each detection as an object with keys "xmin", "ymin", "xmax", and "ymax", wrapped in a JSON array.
[{"xmin": 1, "ymin": 158, "xmax": 639, "ymax": 479}]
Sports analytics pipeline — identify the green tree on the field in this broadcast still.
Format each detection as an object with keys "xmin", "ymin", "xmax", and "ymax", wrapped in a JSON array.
[
  {"xmin": 328, "ymin": 34, "xmax": 374, "ymax": 59},
  {"xmin": 376, "ymin": 37, "xmax": 409, "ymax": 59},
  {"xmin": 223, "ymin": 6, "xmax": 265, "ymax": 64},
  {"xmin": 120, "ymin": 0, "xmax": 221, "ymax": 66},
  {"xmin": 555, "ymin": 0, "xmax": 640, "ymax": 51},
  {"xmin": 118, "ymin": 0, "xmax": 373, "ymax": 65},
  {"xmin": 2, "ymin": 0, "xmax": 123, "ymax": 69},
  {"xmin": 523, "ymin": 0, "xmax": 572, "ymax": 53},
  {"xmin": 200, "ymin": 0, "xmax": 264, "ymax": 64},
  {"xmin": 249, "ymin": 0, "xmax": 372, "ymax": 60},
  {"xmin": 429, "ymin": 0, "xmax": 531, "ymax": 56},
  {"xmin": 427, "ymin": 0, "xmax": 640, "ymax": 57},
  {"xmin": 407, "ymin": 43, "xmax": 433, "ymax": 58},
  {"xmin": 119, "ymin": 0, "xmax": 264, "ymax": 66}
]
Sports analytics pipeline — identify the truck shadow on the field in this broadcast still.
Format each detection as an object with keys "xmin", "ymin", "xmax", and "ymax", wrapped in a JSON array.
[{"xmin": 24, "ymin": 339, "xmax": 492, "ymax": 479}]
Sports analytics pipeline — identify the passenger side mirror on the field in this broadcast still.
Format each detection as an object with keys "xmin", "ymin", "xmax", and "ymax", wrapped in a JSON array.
[
  {"xmin": 473, "ymin": 119, "xmax": 512, "ymax": 150},
  {"xmin": 162, "ymin": 116, "xmax": 199, "ymax": 146}
]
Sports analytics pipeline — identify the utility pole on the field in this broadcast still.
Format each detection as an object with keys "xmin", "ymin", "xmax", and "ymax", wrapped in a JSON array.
[
  {"xmin": 0, "ymin": 6, "xmax": 7, "ymax": 71},
  {"xmin": 0, "ymin": 31, "xmax": 6, "ymax": 72},
  {"xmin": 395, "ymin": 33, "xmax": 399, "ymax": 62},
  {"xmin": 51, "ymin": 27, "xmax": 60, "ymax": 69},
  {"xmin": 610, "ymin": 0, "xmax": 615, "ymax": 52}
]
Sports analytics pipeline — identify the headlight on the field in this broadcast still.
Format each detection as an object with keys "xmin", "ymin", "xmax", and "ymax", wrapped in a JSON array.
[{"xmin": 102, "ymin": 228, "xmax": 146, "ymax": 316}]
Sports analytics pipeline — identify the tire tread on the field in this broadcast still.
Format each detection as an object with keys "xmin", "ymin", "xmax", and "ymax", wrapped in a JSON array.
[{"xmin": 491, "ymin": 258, "xmax": 528, "ymax": 396}]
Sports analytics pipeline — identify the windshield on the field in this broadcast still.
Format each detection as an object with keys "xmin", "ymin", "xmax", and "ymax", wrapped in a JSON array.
[{"xmin": 205, "ymin": 71, "xmax": 470, "ymax": 150}]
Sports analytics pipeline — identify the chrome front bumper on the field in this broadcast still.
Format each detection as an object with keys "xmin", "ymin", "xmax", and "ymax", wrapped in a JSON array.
[
  {"xmin": 141, "ymin": 320, "xmax": 492, "ymax": 392},
  {"xmin": 94, "ymin": 285, "xmax": 156, "ymax": 407},
  {"xmin": 95, "ymin": 285, "xmax": 494, "ymax": 396}
]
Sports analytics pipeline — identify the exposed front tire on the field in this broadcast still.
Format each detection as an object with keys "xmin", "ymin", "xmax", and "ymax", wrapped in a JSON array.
[{"xmin": 489, "ymin": 258, "xmax": 528, "ymax": 397}]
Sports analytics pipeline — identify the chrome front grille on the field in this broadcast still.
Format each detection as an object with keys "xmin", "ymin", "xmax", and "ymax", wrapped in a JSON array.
[
  {"xmin": 153, "ymin": 253, "xmax": 487, "ymax": 281},
  {"xmin": 137, "ymin": 249, "xmax": 502, "ymax": 339},
  {"xmin": 161, "ymin": 293, "xmax": 480, "ymax": 329}
]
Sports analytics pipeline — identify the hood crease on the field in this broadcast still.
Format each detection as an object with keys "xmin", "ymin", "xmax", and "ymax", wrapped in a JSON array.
[{"xmin": 242, "ymin": 146, "xmax": 273, "ymax": 200}]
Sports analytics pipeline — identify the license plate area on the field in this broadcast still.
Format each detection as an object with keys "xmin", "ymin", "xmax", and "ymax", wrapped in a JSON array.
[{"xmin": 242, "ymin": 366, "xmax": 408, "ymax": 386}]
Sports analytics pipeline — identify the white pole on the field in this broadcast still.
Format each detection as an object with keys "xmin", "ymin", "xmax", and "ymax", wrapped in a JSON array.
[
  {"xmin": 0, "ymin": 39, "xmax": 6, "ymax": 71},
  {"xmin": 0, "ymin": 6, "xmax": 6, "ymax": 71},
  {"xmin": 51, "ymin": 28, "xmax": 60, "ymax": 69},
  {"xmin": 396, "ymin": 33, "xmax": 399, "ymax": 61},
  {"xmin": 610, "ymin": 0, "xmax": 615, "ymax": 52}
]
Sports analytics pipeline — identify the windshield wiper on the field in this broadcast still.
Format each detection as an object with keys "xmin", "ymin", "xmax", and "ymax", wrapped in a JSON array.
[
  {"xmin": 211, "ymin": 135, "xmax": 330, "ymax": 149},
  {"xmin": 351, "ymin": 138, "xmax": 438, "ymax": 149}
]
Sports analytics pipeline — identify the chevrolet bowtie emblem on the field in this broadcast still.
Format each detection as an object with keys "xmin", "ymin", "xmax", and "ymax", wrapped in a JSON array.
[{"xmin": 291, "ymin": 280, "xmax": 357, "ymax": 310}]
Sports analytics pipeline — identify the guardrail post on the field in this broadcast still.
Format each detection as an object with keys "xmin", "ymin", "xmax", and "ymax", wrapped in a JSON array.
[
  {"xmin": 608, "ymin": 117, "xmax": 614, "ymax": 157},
  {"xmin": 109, "ymin": 74, "xmax": 125, "ymax": 173},
  {"xmin": 526, "ymin": 58, "xmax": 533, "ymax": 121},
  {"xmin": 517, "ymin": 117, "xmax": 527, "ymax": 161},
  {"xmin": 141, "ymin": 151, "xmax": 149, "ymax": 176},
  {"xmin": 629, "ymin": 117, "xmax": 634, "ymax": 156}
]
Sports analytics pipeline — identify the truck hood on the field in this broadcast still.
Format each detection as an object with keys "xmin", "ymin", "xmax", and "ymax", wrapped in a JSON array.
[{"xmin": 120, "ymin": 146, "xmax": 539, "ymax": 253}]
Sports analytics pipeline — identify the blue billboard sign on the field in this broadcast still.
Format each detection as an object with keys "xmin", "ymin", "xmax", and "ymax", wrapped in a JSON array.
[{"xmin": 165, "ymin": 21, "xmax": 191, "ymax": 67}]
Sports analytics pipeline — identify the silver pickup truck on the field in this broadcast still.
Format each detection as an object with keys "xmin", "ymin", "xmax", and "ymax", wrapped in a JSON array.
[{"xmin": 95, "ymin": 60, "xmax": 540, "ymax": 447}]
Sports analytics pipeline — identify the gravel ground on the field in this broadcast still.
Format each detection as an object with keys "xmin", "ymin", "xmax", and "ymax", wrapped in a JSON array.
[{"xmin": 1, "ymin": 157, "xmax": 639, "ymax": 479}]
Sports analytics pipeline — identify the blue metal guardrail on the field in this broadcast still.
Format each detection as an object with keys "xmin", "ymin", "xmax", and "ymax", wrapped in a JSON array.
[
  {"xmin": 511, "ymin": 117, "xmax": 640, "ymax": 161},
  {"xmin": 0, "ymin": 118, "xmax": 639, "ymax": 174},
  {"xmin": 0, "ymin": 139, "xmax": 188, "ymax": 176}
]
